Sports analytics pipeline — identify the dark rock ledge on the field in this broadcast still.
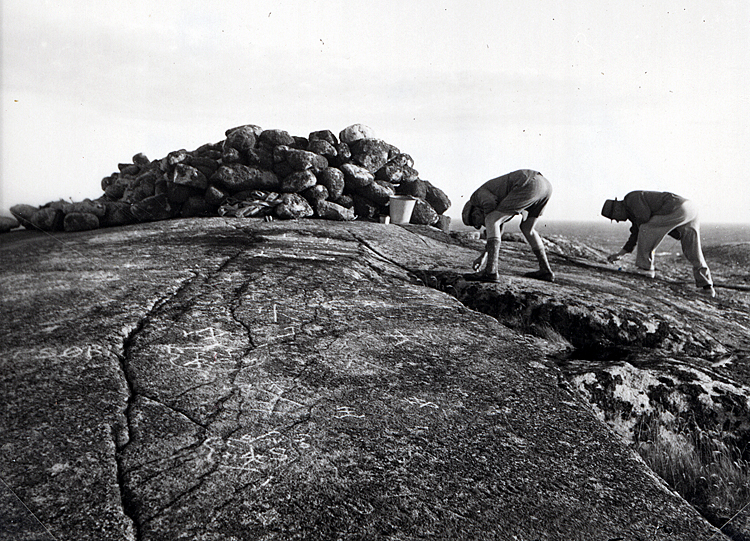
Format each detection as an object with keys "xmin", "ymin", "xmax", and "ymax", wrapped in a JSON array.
[{"xmin": 1, "ymin": 218, "xmax": 744, "ymax": 540}]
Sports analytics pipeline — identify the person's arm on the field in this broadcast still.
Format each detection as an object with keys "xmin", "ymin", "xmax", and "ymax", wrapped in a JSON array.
[
  {"xmin": 608, "ymin": 223, "xmax": 638, "ymax": 262},
  {"xmin": 622, "ymin": 222, "xmax": 639, "ymax": 253}
]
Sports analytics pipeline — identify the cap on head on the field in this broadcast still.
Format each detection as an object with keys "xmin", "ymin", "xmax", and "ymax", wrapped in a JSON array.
[{"xmin": 601, "ymin": 199, "xmax": 617, "ymax": 220}]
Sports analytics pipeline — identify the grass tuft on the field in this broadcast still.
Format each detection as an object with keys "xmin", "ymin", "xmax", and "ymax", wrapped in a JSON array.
[{"xmin": 634, "ymin": 419, "xmax": 750, "ymax": 531}]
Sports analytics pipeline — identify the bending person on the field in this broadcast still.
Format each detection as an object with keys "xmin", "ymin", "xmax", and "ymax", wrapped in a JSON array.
[
  {"xmin": 461, "ymin": 169, "xmax": 554, "ymax": 283},
  {"xmin": 601, "ymin": 190, "xmax": 715, "ymax": 297}
]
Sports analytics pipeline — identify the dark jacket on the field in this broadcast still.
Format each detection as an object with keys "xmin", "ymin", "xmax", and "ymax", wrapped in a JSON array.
[{"xmin": 622, "ymin": 191, "xmax": 686, "ymax": 252}]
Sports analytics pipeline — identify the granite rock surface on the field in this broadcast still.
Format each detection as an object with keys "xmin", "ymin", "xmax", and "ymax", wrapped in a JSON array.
[{"xmin": 1, "ymin": 218, "xmax": 739, "ymax": 540}]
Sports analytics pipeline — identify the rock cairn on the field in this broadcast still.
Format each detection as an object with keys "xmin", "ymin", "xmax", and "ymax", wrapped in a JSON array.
[{"xmin": 7, "ymin": 124, "xmax": 451, "ymax": 234}]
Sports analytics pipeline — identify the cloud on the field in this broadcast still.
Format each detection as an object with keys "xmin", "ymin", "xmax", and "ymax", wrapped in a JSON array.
[{"xmin": 2, "ymin": 0, "xmax": 749, "ymax": 223}]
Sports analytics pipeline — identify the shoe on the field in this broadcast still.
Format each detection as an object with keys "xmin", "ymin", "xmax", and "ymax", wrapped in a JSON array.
[
  {"xmin": 523, "ymin": 269, "xmax": 555, "ymax": 282},
  {"xmin": 700, "ymin": 285, "xmax": 716, "ymax": 298},
  {"xmin": 463, "ymin": 272, "xmax": 501, "ymax": 283},
  {"xmin": 635, "ymin": 268, "xmax": 656, "ymax": 279}
]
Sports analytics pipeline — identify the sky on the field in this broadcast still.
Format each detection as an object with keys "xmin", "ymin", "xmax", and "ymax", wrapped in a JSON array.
[{"xmin": 2, "ymin": 0, "xmax": 749, "ymax": 224}]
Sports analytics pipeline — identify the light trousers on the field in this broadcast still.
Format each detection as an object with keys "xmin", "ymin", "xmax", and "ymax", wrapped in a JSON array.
[{"xmin": 635, "ymin": 200, "xmax": 712, "ymax": 287}]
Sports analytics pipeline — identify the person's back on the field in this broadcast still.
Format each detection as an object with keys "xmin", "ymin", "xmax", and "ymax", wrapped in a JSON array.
[{"xmin": 622, "ymin": 191, "xmax": 686, "ymax": 224}]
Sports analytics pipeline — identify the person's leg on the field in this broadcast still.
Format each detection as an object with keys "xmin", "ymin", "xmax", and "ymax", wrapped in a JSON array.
[
  {"xmin": 464, "ymin": 210, "xmax": 513, "ymax": 282},
  {"xmin": 679, "ymin": 225, "xmax": 713, "ymax": 288},
  {"xmin": 634, "ymin": 226, "xmax": 664, "ymax": 276},
  {"xmin": 520, "ymin": 215, "xmax": 555, "ymax": 282},
  {"xmin": 635, "ymin": 205, "xmax": 691, "ymax": 275},
  {"xmin": 483, "ymin": 210, "xmax": 514, "ymax": 279},
  {"xmin": 674, "ymin": 202, "xmax": 713, "ymax": 290}
]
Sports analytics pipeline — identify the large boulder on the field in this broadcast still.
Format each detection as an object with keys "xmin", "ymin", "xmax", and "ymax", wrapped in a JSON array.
[
  {"xmin": 131, "ymin": 194, "xmax": 172, "ymax": 222},
  {"xmin": 340, "ymin": 163, "xmax": 375, "ymax": 193},
  {"xmin": 316, "ymin": 200, "xmax": 356, "ymax": 221},
  {"xmin": 281, "ymin": 171, "xmax": 318, "ymax": 193},
  {"xmin": 52, "ymin": 199, "xmax": 108, "ymax": 218},
  {"xmin": 376, "ymin": 154, "xmax": 418, "ymax": 183},
  {"xmin": 32, "ymin": 207, "xmax": 64, "ymax": 231},
  {"xmin": 283, "ymin": 149, "xmax": 328, "ymax": 173},
  {"xmin": 104, "ymin": 177, "xmax": 130, "ymax": 200},
  {"xmin": 0, "ymin": 216, "xmax": 19, "ymax": 233},
  {"xmin": 171, "ymin": 164, "xmax": 208, "ymax": 190},
  {"xmin": 187, "ymin": 157, "xmax": 220, "ymax": 179},
  {"xmin": 424, "ymin": 181, "xmax": 451, "ymax": 215},
  {"xmin": 302, "ymin": 185, "xmax": 329, "ymax": 211},
  {"xmin": 63, "ymin": 212, "xmax": 100, "ymax": 232},
  {"xmin": 274, "ymin": 193, "xmax": 314, "ymax": 220},
  {"xmin": 259, "ymin": 129, "xmax": 296, "ymax": 147},
  {"xmin": 409, "ymin": 198, "xmax": 439, "ymax": 226},
  {"xmin": 223, "ymin": 125, "xmax": 259, "ymax": 159},
  {"xmin": 132, "ymin": 152, "xmax": 150, "ymax": 166},
  {"xmin": 308, "ymin": 129, "xmax": 338, "ymax": 145},
  {"xmin": 307, "ymin": 139, "xmax": 337, "ymax": 162},
  {"xmin": 212, "ymin": 165, "xmax": 280, "ymax": 193},
  {"xmin": 351, "ymin": 138, "xmax": 393, "ymax": 173},
  {"xmin": 339, "ymin": 123, "xmax": 376, "ymax": 144},
  {"xmin": 359, "ymin": 180, "xmax": 395, "ymax": 206},
  {"xmin": 9, "ymin": 204, "xmax": 38, "ymax": 229},
  {"xmin": 317, "ymin": 167, "xmax": 345, "ymax": 200},
  {"xmin": 245, "ymin": 147, "xmax": 274, "ymax": 169},
  {"xmin": 99, "ymin": 200, "xmax": 134, "ymax": 227}
]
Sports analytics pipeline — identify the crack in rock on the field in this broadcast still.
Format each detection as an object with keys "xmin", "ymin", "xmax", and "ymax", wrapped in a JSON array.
[{"xmin": 113, "ymin": 251, "xmax": 246, "ymax": 539}]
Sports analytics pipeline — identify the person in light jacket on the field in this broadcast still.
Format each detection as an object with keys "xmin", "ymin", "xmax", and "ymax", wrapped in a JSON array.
[
  {"xmin": 601, "ymin": 190, "xmax": 715, "ymax": 297},
  {"xmin": 462, "ymin": 169, "xmax": 555, "ymax": 283}
]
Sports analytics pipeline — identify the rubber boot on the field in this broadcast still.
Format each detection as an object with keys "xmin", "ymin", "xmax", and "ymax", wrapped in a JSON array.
[
  {"xmin": 524, "ymin": 248, "xmax": 555, "ymax": 282},
  {"xmin": 464, "ymin": 238, "xmax": 502, "ymax": 282}
]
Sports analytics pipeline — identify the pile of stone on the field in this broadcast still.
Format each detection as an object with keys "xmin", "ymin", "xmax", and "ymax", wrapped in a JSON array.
[{"xmin": 7, "ymin": 124, "xmax": 451, "ymax": 234}]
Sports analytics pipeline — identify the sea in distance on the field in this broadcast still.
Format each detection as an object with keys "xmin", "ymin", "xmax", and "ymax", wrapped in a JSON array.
[{"xmin": 451, "ymin": 220, "xmax": 750, "ymax": 256}]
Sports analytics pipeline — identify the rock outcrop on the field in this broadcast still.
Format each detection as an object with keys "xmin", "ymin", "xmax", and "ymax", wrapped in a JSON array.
[
  {"xmin": 6, "ymin": 124, "xmax": 451, "ymax": 234},
  {"xmin": 2, "ymin": 218, "xmax": 739, "ymax": 540},
  {"xmin": 420, "ymin": 232, "xmax": 750, "ymax": 536}
]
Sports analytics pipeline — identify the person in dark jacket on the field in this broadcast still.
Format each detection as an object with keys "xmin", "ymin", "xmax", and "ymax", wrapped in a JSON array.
[
  {"xmin": 601, "ymin": 190, "xmax": 715, "ymax": 297},
  {"xmin": 462, "ymin": 169, "xmax": 554, "ymax": 283}
]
